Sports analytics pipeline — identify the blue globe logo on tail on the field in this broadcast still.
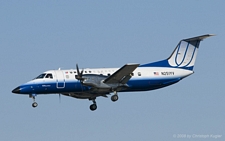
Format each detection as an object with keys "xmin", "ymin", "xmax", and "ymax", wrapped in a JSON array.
[{"xmin": 140, "ymin": 34, "xmax": 214, "ymax": 70}]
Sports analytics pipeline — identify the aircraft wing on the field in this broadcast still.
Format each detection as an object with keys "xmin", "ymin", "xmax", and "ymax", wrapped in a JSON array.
[{"xmin": 104, "ymin": 63, "xmax": 139, "ymax": 84}]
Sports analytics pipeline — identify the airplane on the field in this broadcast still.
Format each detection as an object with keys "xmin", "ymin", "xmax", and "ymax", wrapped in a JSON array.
[{"xmin": 12, "ymin": 34, "xmax": 214, "ymax": 111}]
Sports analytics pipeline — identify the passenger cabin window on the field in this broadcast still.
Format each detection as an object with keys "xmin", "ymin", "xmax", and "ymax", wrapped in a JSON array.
[
  {"xmin": 45, "ymin": 73, "xmax": 53, "ymax": 79},
  {"xmin": 138, "ymin": 72, "xmax": 141, "ymax": 76},
  {"xmin": 35, "ymin": 73, "xmax": 46, "ymax": 79}
]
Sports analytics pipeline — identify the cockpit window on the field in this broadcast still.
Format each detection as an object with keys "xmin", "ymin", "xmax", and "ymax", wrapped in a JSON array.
[
  {"xmin": 35, "ymin": 73, "xmax": 46, "ymax": 79},
  {"xmin": 45, "ymin": 73, "xmax": 53, "ymax": 79}
]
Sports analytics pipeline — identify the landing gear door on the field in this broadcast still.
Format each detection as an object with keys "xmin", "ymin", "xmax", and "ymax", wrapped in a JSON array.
[{"xmin": 55, "ymin": 70, "xmax": 65, "ymax": 89}]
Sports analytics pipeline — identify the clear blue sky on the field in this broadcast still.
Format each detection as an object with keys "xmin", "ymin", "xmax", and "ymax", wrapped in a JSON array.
[{"xmin": 0, "ymin": 1, "xmax": 224, "ymax": 141}]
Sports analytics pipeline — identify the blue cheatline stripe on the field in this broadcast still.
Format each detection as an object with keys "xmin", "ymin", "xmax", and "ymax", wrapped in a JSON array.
[
  {"xmin": 19, "ymin": 77, "xmax": 182, "ymax": 94},
  {"xmin": 178, "ymin": 42, "xmax": 189, "ymax": 66}
]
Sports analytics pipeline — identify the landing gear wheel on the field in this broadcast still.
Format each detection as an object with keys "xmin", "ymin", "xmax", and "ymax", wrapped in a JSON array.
[
  {"xmin": 111, "ymin": 95, "xmax": 119, "ymax": 102},
  {"xmin": 90, "ymin": 104, "xmax": 97, "ymax": 111},
  {"xmin": 32, "ymin": 102, "xmax": 38, "ymax": 108}
]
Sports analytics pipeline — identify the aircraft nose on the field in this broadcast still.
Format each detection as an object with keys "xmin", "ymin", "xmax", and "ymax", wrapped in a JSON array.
[{"xmin": 12, "ymin": 86, "xmax": 20, "ymax": 94}]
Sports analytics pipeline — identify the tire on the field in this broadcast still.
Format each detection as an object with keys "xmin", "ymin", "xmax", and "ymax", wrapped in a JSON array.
[
  {"xmin": 90, "ymin": 104, "xmax": 97, "ymax": 111},
  {"xmin": 111, "ymin": 95, "xmax": 118, "ymax": 102},
  {"xmin": 32, "ymin": 102, "xmax": 38, "ymax": 108}
]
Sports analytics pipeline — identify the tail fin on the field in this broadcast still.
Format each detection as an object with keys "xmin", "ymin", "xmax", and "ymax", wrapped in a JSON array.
[{"xmin": 140, "ymin": 34, "xmax": 214, "ymax": 70}]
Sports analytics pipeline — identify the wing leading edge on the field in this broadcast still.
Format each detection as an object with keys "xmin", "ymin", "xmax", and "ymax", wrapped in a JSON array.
[{"xmin": 104, "ymin": 63, "xmax": 139, "ymax": 84}]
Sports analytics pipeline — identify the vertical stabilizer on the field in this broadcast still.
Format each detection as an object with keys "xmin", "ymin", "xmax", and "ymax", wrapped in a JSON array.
[
  {"xmin": 140, "ymin": 34, "xmax": 214, "ymax": 70},
  {"xmin": 167, "ymin": 34, "xmax": 214, "ymax": 70}
]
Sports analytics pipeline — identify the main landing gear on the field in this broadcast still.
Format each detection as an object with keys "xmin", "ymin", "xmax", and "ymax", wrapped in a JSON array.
[
  {"xmin": 111, "ymin": 91, "xmax": 119, "ymax": 102},
  {"xmin": 30, "ymin": 94, "xmax": 38, "ymax": 108},
  {"xmin": 89, "ymin": 91, "xmax": 119, "ymax": 111},
  {"xmin": 89, "ymin": 98, "xmax": 97, "ymax": 111}
]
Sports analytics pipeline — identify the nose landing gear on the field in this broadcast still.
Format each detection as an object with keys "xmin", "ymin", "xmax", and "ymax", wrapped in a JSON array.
[
  {"xmin": 29, "ymin": 94, "xmax": 38, "ymax": 108},
  {"xmin": 32, "ymin": 102, "xmax": 38, "ymax": 108}
]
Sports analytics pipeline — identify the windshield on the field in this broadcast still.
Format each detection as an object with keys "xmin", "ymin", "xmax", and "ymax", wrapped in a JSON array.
[
  {"xmin": 35, "ymin": 73, "xmax": 46, "ymax": 79},
  {"xmin": 45, "ymin": 73, "xmax": 53, "ymax": 79}
]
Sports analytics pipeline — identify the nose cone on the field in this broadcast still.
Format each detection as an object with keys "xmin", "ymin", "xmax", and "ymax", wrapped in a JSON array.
[{"xmin": 12, "ymin": 86, "xmax": 20, "ymax": 94}]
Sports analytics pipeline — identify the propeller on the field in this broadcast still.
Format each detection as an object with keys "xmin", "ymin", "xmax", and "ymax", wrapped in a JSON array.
[{"xmin": 75, "ymin": 64, "xmax": 84, "ymax": 81}]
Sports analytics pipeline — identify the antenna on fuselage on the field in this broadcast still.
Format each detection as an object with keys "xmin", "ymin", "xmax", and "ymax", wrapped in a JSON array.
[
  {"xmin": 58, "ymin": 68, "xmax": 61, "ymax": 70},
  {"xmin": 59, "ymin": 94, "xmax": 61, "ymax": 103}
]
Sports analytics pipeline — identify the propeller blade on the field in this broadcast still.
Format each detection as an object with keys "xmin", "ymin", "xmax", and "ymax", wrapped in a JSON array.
[
  {"xmin": 76, "ymin": 64, "xmax": 80, "ymax": 76},
  {"xmin": 80, "ymin": 69, "xmax": 84, "ymax": 76},
  {"xmin": 75, "ymin": 63, "xmax": 84, "ymax": 81}
]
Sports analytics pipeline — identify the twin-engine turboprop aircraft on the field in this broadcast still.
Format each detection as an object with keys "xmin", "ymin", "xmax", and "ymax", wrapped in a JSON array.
[{"xmin": 12, "ymin": 34, "xmax": 214, "ymax": 111}]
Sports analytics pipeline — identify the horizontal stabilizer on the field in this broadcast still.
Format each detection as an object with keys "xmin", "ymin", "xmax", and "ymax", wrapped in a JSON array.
[
  {"xmin": 183, "ymin": 34, "xmax": 215, "ymax": 42},
  {"xmin": 183, "ymin": 34, "xmax": 215, "ymax": 47}
]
